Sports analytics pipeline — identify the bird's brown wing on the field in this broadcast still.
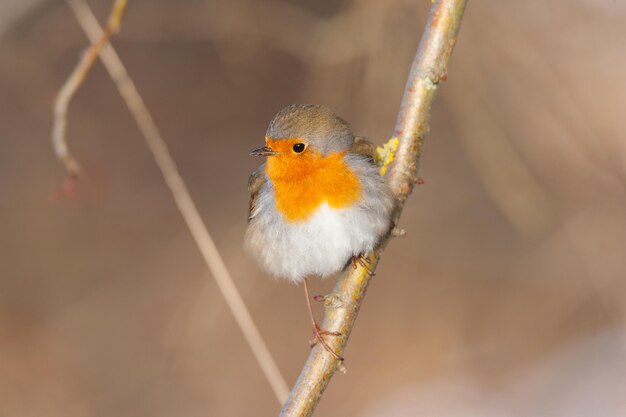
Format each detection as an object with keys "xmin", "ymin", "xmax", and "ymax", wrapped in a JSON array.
[
  {"xmin": 247, "ymin": 163, "xmax": 266, "ymax": 222},
  {"xmin": 350, "ymin": 136, "xmax": 376, "ymax": 161}
]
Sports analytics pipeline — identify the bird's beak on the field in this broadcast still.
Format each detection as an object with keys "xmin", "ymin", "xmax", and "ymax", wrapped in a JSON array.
[{"xmin": 250, "ymin": 146, "xmax": 278, "ymax": 156}]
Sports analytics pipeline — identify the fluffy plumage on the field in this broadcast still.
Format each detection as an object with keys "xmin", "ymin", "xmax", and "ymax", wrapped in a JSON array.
[{"xmin": 244, "ymin": 104, "xmax": 395, "ymax": 283}]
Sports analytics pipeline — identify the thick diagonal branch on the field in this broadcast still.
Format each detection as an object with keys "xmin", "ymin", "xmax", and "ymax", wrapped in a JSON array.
[{"xmin": 278, "ymin": 1, "xmax": 468, "ymax": 416}]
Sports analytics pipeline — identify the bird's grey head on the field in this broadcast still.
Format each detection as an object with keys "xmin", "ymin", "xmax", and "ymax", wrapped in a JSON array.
[{"xmin": 266, "ymin": 104, "xmax": 354, "ymax": 155}]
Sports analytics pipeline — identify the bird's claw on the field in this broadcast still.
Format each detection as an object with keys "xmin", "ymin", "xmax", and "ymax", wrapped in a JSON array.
[
  {"xmin": 351, "ymin": 254, "xmax": 375, "ymax": 275},
  {"xmin": 310, "ymin": 323, "xmax": 344, "ymax": 361}
]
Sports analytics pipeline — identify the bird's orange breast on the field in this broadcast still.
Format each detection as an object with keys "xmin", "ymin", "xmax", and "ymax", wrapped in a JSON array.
[{"xmin": 265, "ymin": 138, "xmax": 361, "ymax": 222}]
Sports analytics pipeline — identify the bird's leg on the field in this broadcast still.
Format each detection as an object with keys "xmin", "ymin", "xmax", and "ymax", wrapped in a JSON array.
[{"xmin": 303, "ymin": 279, "xmax": 343, "ymax": 361}]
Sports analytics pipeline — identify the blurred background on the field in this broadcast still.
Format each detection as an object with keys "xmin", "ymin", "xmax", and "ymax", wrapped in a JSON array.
[{"xmin": 1, "ymin": 0, "xmax": 626, "ymax": 416}]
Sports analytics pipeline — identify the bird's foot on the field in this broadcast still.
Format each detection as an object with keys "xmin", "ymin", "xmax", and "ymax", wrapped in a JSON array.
[
  {"xmin": 350, "ymin": 253, "xmax": 374, "ymax": 275},
  {"xmin": 309, "ymin": 322, "xmax": 343, "ymax": 361}
]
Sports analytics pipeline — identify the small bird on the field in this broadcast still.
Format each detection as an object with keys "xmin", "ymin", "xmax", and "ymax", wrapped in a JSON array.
[{"xmin": 244, "ymin": 104, "xmax": 395, "ymax": 359}]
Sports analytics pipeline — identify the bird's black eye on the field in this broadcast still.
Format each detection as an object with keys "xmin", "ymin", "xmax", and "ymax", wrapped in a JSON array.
[{"xmin": 292, "ymin": 143, "xmax": 306, "ymax": 153}]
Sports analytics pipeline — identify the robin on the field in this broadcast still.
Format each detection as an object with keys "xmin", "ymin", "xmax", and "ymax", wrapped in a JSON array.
[{"xmin": 244, "ymin": 104, "xmax": 395, "ymax": 360}]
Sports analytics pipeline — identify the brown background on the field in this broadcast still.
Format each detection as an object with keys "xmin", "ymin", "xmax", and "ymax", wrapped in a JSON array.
[{"xmin": 1, "ymin": 1, "xmax": 625, "ymax": 416}]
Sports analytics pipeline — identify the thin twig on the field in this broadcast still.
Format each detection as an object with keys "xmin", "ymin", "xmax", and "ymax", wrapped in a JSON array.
[
  {"xmin": 278, "ymin": 1, "xmax": 468, "ymax": 416},
  {"xmin": 61, "ymin": 0, "xmax": 289, "ymax": 404},
  {"xmin": 52, "ymin": 0, "xmax": 127, "ymax": 181}
]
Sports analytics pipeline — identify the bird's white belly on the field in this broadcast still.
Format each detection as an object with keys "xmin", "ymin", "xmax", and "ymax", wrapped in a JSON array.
[
  {"xmin": 249, "ymin": 202, "xmax": 378, "ymax": 283},
  {"xmin": 245, "ymin": 155, "xmax": 394, "ymax": 283}
]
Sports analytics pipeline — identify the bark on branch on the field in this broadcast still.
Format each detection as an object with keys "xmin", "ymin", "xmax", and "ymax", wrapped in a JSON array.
[{"xmin": 278, "ymin": 1, "xmax": 468, "ymax": 416}]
